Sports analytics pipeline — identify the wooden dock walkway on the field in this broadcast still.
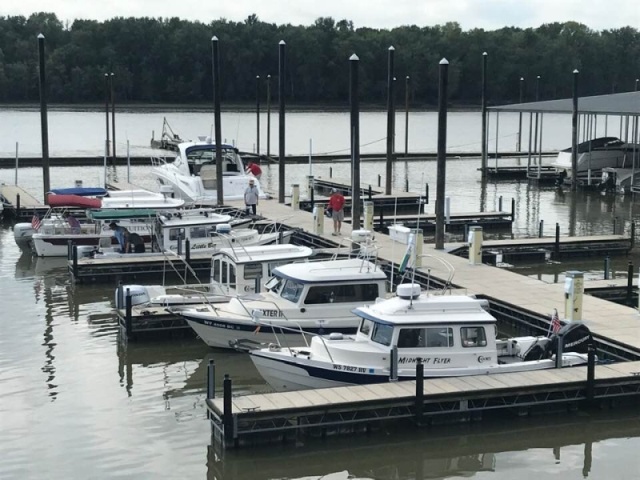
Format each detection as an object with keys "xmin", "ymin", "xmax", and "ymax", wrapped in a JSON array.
[
  {"xmin": 207, "ymin": 358, "xmax": 640, "ymax": 449},
  {"xmin": 0, "ymin": 184, "xmax": 48, "ymax": 220}
]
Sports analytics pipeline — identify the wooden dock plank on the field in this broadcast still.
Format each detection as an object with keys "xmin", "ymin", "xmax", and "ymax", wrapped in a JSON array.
[
  {"xmin": 0, "ymin": 184, "xmax": 44, "ymax": 208},
  {"xmin": 280, "ymin": 391, "xmax": 314, "ymax": 409}
]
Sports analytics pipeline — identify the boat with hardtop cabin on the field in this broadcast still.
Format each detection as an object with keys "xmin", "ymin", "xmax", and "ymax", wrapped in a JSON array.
[{"xmin": 249, "ymin": 283, "xmax": 595, "ymax": 391}]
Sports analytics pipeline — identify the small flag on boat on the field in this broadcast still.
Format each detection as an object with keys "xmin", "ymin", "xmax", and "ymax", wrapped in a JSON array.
[
  {"xmin": 551, "ymin": 309, "xmax": 562, "ymax": 334},
  {"xmin": 31, "ymin": 214, "xmax": 41, "ymax": 230},
  {"xmin": 399, "ymin": 240, "xmax": 414, "ymax": 273}
]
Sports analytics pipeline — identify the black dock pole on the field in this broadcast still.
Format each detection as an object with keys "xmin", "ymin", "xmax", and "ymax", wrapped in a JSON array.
[
  {"xmin": 72, "ymin": 244, "xmax": 79, "ymax": 280},
  {"xmin": 554, "ymin": 223, "xmax": 560, "ymax": 257},
  {"xmin": 385, "ymin": 46, "xmax": 395, "ymax": 195},
  {"xmin": 37, "ymin": 34, "xmax": 51, "ymax": 197},
  {"xmin": 16, "ymin": 194, "xmax": 21, "ymax": 219},
  {"xmin": 223, "ymin": 374, "xmax": 234, "ymax": 446},
  {"xmin": 586, "ymin": 344, "xmax": 596, "ymax": 405},
  {"xmin": 255, "ymin": 75, "xmax": 260, "ymax": 156},
  {"xmin": 415, "ymin": 359, "xmax": 424, "ymax": 425},
  {"xmin": 211, "ymin": 36, "xmax": 224, "ymax": 206},
  {"xmin": 266, "ymin": 75, "xmax": 271, "ymax": 159},
  {"xmin": 278, "ymin": 40, "xmax": 286, "ymax": 204},
  {"xmin": 125, "ymin": 288, "xmax": 132, "ymax": 339},
  {"xmin": 571, "ymin": 69, "xmax": 579, "ymax": 192},
  {"xmin": 110, "ymin": 72, "xmax": 116, "ymax": 165},
  {"xmin": 481, "ymin": 52, "xmax": 488, "ymax": 177},
  {"xmin": 435, "ymin": 58, "xmax": 449, "ymax": 250},
  {"xmin": 350, "ymin": 53, "xmax": 361, "ymax": 231}
]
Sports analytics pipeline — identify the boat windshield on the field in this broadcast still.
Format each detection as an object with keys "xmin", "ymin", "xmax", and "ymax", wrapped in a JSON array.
[
  {"xmin": 280, "ymin": 279, "xmax": 304, "ymax": 303},
  {"xmin": 185, "ymin": 146, "xmax": 243, "ymax": 175},
  {"xmin": 371, "ymin": 322, "xmax": 393, "ymax": 346},
  {"xmin": 265, "ymin": 276, "xmax": 283, "ymax": 292}
]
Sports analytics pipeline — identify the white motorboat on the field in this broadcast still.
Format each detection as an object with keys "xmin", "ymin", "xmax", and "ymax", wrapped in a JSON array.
[
  {"xmin": 177, "ymin": 256, "xmax": 389, "ymax": 350},
  {"xmin": 151, "ymin": 137, "xmax": 269, "ymax": 203},
  {"xmin": 551, "ymin": 136, "xmax": 640, "ymax": 185},
  {"xmin": 14, "ymin": 187, "xmax": 185, "ymax": 250},
  {"xmin": 114, "ymin": 244, "xmax": 314, "ymax": 309},
  {"xmin": 249, "ymin": 283, "xmax": 595, "ymax": 391}
]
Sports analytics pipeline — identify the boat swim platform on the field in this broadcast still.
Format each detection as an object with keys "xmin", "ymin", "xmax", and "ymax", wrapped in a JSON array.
[
  {"xmin": 0, "ymin": 184, "xmax": 48, "ymax": 220},
  {"xmin": 207, "ymin": 359, "xmax": 640, "ymax": 450}
]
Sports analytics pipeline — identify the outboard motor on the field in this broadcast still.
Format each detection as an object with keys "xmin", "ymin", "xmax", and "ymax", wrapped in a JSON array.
[
  {"xmin": 545, "ymin": 323, "xmax": 594, "ymax": 358},
  {"xmin": 114, "ymin": 285, "xmax": 151, "ymax": 309}
]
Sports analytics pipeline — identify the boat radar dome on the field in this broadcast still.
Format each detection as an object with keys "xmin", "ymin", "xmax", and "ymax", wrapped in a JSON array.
[{"xmin": 396, "ymin": 284, "xmax": 421, "ymax": 300}]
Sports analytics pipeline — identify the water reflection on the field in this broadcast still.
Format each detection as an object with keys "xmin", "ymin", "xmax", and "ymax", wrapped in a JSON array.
[{"xmin": 208, "ymin": 410, "xmax": 640, "ymax": 480}]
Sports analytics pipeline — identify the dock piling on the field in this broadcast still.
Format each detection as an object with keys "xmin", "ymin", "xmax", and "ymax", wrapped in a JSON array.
[
  {"xmin": 415, "ymin": 359, "xmax": 424, "ymax": 424},
  {"xmin": 511, "ymin": 198, "xmax": 515, "ymax": 219},
  {"xmin": 613, "ymin": 217, "xmax": 618, "ymax": 235},
  {"xmin": 627, "ymin": 261, "xmax": 634, "ymax": 305},
  {"xmin": 291, "ymin": 184, "xmax": 300, "ymax": 210},
  {"xmin": 16, "ymin": 194, "xmax": 21, "ymax": 219},
  {"xmin": 631, "ymin": 221, "xmax": 635, "ymax": 247},
  {"xmin": 389, "ymin": 346, "xmax": 398, "ymax": 381},
  {"xmin": 498, "ymin": 196, "xmax": 503, "ymax": 211},
  {"xmin": 539, "ymin": 220, "xmax": 544, "ymax": 238},
  {"xmin": 207, "ymin": 359, "xmax": 215, "ymax": 399},
  {"xmin": 72, "ymin": 245, "xmax": 78, "ymax": 280},
  {"xmin": 223, "ymin": 374, "xmax": 234, "ymax": 446},
  {"xmin": 604, "ymin": 256, "xmax": 610, "ymax": 280},
  {"xmin": 555, "ymin": 223, "xmax": 560, "ymax": 257},
  {"xmin": 555, "ymin": 332, "xmax": 564, "ymax": 369},
  {"xmin": 378, "ymin": 174, "xmax": 381, "ymax": 187},
  {"xmin": 586, "ymin": 344, "xmax": 596, "ymax": 404},
  {"xmin": 125, "ymin": 288, "xmax": 132, "ymax": 338}
]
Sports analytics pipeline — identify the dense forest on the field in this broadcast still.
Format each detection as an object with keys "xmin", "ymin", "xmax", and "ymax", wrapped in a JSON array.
[{"xmin": 0, "ymin": 12, "xmax": 638, "ymax": 107}]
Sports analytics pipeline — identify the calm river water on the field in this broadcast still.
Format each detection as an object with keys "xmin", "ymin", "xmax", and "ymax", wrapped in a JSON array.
[{"xmin": 2, "ymin": 109, "xmax": 640, "ymax": 479}]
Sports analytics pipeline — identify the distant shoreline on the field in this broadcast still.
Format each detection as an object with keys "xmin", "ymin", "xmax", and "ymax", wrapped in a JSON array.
[{"xmin": 0, "ymin": 102, "xmax": 482, "ymax": 113}]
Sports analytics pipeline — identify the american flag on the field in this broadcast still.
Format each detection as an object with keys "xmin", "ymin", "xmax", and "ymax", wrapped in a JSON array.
[
  {"xmin": 551, "ymin": 309, "xmax": 562, "ymax": 334},
  {"xmin": 31, "ymin": 214, "xmax": 42, "ymax": 230}
]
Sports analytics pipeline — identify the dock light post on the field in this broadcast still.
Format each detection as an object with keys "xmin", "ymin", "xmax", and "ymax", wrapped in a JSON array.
[
  {"xmin": 385, "ymin": 46, "xmax": 395, "ymax": 195},
  {"xmin": 211, "ymin": 36, "xmax": 224, "ymax": 205},
  {"xmin": 255, "ymin": 75, "xmax": 260, "ymax": 156},
  {"xmin": 404, "ymin": 76, "xmax": 410, "ymax": 158},
  {"xmin": 435, "ymin": 58, "xmax": 449, "ymax": 250},
  {"xmin": 480, "ymin": 52, "xmax": 488, "ymax": 177},
  {"xmin": 350, "ymin": 53, "xmax": 361, "ymax": 231},
  {"xmin": 517, "ymin": 76, "xmax": 524, "ymax": 152},
  {"xmin": 266, "ymin": 75, "xmax": 271, "ymax": 159},
  {"xmin": 37, "ymin": 34, "xmax": 51, "ymax": 199},
  {"xmin": 110, "ymin": 73, "xmax": 116, "ymax": 164},
  {"xmin": 571, "ymin": 69, "xmax": 579, "ymax": 192},
  {"xmin": 278, "ymin": 41, "xmax": 286, "ymax": 204}
]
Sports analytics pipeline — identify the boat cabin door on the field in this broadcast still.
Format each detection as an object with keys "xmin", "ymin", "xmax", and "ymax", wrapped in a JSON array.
[{"xmin": 210, "ymin": 256, "xmax": 237, "ymax": 294}]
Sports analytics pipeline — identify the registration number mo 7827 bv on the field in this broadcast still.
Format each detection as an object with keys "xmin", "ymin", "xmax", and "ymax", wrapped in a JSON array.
[{"xmin": 333, "ymin": 364, "xmax": 367, "ymax": 373}]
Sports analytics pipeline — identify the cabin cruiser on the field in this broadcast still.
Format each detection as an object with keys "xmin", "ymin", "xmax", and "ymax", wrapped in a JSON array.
[
  {"xmin": 249, "ymin": 284, "xmax": 594, "ymax": 391},
  {"xmin": 114, "ymin": 244, "xmax": 314, "ymax": 309},
  {"xmin": 177, "ymin": 257, "xmax": 389, "ymax": 349},
  {"xmin": 13, "ymin": 187, "xmax": 184, "ymax": 249},
  {"xmin": 151, "ymin": 138, "xmax": 269, "ymax": 203},
  {"xmin": 551, "ymin": 137, "xmax": 640, "ymax": 185}
]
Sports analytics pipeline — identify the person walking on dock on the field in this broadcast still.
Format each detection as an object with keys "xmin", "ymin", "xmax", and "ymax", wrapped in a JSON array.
[
  {"xmin": 244, "ymin": 179, "xmax": 259, "ymax": 216},
  {"xmin": 328, "ymin": 188, "xmax": 345, "ymax": 236}
]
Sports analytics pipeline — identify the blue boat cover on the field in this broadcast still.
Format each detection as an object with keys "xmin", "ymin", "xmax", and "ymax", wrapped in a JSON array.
[{"xmin": 49, "ymin": 187, "xmax": 108, "ymax": 197}]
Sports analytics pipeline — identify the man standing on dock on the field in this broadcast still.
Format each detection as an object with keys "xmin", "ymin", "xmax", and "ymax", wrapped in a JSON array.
[
  {"xmin": 244, "ymin": 179, "xmax": 259, "ymax": 216},
  {"xmin": 328, "ymin": 188, "xmax": 345, "ymax": 236}
]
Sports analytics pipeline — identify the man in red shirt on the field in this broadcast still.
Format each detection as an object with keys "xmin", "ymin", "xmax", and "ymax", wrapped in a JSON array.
[
  {"xmin": 328, "ymin": 188, "xmax": 345, "ymax": 236},
  {"xmin": 245, "ymin": 160, "xmax": 262, "ymax": 180}
]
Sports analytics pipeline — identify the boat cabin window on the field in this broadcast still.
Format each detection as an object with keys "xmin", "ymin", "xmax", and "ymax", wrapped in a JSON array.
[
  {"xmin": 460, "ymin": 326, "xmax": 488, "ymax": 348},
  {"xmin": 303, "ymin": 283, "xmax": 379, "ymax": 305},
  {"xmin": 280, "ymin": 280, "xmax": 304, "ymax": 303},
  {"xmin": 212, "ymin": 258, "xmax": 221, "ymax": 283},
  {"xmin": 359, "ymin": 319, "xmax": 374, "ymax": 337},
  {"xmin": 169, "ymin": 228, "xmax": 185, "ymax": 241},
  {"xmin": 190, "ymin": 226, "xmax": 208, "ymax": 239},
  {"xmin": 399, "ymin": 327, "xmax": 453, "ymax": 348},
  {"xmin": 244, "ymin": 262, "xmax": 263, "ymax": 280},
  {"xmin": 371, "ymin": 322, "xmax": 393, "ymax": 346}
]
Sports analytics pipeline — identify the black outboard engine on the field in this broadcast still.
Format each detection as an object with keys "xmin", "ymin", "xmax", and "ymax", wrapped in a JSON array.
[{"xmin": 545, "ymin": 323, "xmax": 594, "ymax": 358}]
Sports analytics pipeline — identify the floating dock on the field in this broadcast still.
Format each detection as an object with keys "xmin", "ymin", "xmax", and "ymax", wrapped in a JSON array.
[
  {"xmin": 193, "ymin": 197, "xmax": 640, "ymax": 449},
  {"xmin": 0, "ymin": 184, "xmax": 48, "ymax": 220}
]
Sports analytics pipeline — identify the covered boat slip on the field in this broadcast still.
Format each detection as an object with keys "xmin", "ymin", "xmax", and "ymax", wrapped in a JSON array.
[{"xmin": 486, "ymin": 91, "xmax": 640, "ymax": 186}]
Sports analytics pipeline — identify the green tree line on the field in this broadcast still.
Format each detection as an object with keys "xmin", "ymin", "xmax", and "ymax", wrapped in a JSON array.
[{"xmin": 0, "ymin": 12, "xmax": 638, "ymax": 106}]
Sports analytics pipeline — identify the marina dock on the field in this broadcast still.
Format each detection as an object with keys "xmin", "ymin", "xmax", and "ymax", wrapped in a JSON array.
[
  {"xmin": 196, "ymin": 197, "xmax": 640, "ymax": 449},
  {"xmin": 0, "ymin": 184, "xmax": 48, "ymax": 220}
]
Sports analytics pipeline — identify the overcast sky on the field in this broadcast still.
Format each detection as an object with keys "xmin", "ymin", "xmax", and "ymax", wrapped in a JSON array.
[{"xmin": 4, "ymin": 0, "xmax": 639, "ymax": 31}]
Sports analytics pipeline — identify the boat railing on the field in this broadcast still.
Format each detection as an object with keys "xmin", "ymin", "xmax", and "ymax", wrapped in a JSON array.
[
  {"xmin": 150, "ymin": 156, "xmax": 168, "ymax": 167},
  {"xmin": 399, "ymin": 253, "xmax": 456, "ymax": 295},
  {"xmin": 330, "ymin": 234, "xmax": 381, "ymax": 269}
]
